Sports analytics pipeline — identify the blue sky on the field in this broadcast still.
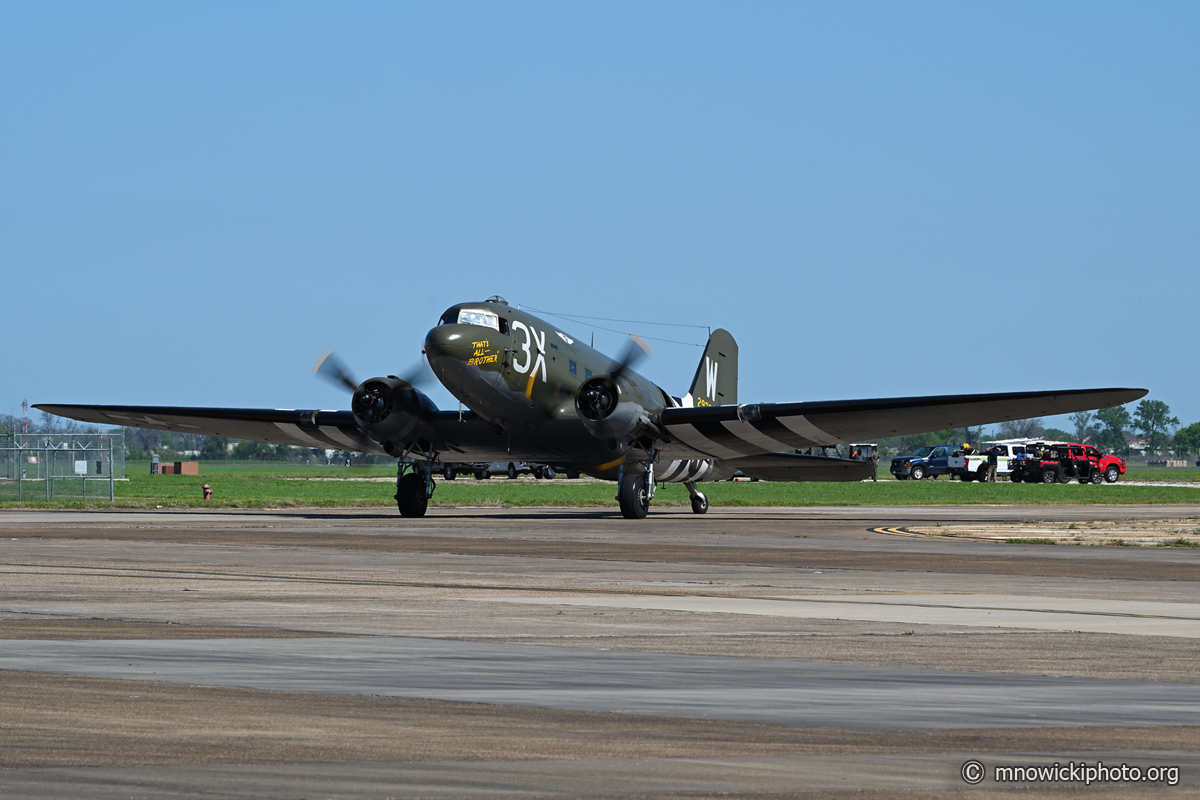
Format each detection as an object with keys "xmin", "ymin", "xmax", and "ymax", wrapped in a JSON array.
[{"xmin": 3, "ymin": 2, "xmax": 1197, "ymax": 434}]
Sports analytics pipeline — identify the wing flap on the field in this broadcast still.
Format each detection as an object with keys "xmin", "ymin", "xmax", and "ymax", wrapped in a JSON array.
[{"xmin": 660, "ymin": 387, "xmax": 1147, "ymax": 459}]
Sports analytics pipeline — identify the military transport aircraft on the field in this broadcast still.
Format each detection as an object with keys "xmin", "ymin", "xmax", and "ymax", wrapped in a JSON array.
[{"xmin": 38, "ymin": 296, "xmax": 1146, "ymax": 519}]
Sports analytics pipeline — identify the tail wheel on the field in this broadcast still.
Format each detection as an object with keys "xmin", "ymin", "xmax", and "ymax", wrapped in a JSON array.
[
  {"xmin": 1105, "ymin": 465, "xmax": 1120, "ymax": 483},
  {"xmin": 618, "ymin": 473, "xmax": 650, "ymax": 519},
  {"xmin": 395, "ymin": 472, "xmax": 429, "ymax": 518}
]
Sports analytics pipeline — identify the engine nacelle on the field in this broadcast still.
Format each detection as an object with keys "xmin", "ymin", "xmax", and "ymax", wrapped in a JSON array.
[
  {"xmin": 352, "ymin": 377, "xmax": 437, "ymax": 442},
  {"xmin": 574, "ymin": 374, "xmax": 653, "ymax": 442}
]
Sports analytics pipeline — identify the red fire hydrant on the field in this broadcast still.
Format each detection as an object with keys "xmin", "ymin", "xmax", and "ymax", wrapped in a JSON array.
[{"xmin": 203, "ymin": 483, "xmax": 212, "ymax": 501}]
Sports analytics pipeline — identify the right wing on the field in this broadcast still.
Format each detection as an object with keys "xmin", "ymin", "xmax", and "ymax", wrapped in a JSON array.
[
  {"xmin": 659, "ymin": 387, "xmax": 1147, "ymax": 460},
  {"xmin": 33, "ymin": 404, "xmax": 522, "ymax": 460}
]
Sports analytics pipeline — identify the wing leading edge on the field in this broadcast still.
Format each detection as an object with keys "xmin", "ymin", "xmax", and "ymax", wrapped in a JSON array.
[{"xmin": 659, "ymin": 387, "xmax": 1147, "ymax": 461}]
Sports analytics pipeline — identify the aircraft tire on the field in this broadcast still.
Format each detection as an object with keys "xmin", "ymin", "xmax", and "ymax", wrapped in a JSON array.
[
  {"xmin": 690, "ymin": 494, "xmax": 709, "ymax": 514},
  {"xmin": 395, "ymin": 473, "xmax": 429, "ymax": 518},
  {"xmin": 618, "ymin": 473, "xmax": 650, "ymax": 519}
]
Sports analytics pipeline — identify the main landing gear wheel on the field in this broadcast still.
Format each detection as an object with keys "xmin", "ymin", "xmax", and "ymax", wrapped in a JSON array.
[
  {"xmin": 395, "ymin": 472, "xmax": 429, "ymax": 518},
  {"xmin": 618, "ymin": 473, "xmax": 650, "ymax": 519}
]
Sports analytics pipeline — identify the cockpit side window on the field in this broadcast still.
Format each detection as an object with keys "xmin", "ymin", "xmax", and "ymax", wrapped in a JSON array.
[
  {"xmin": 457, "ymin": 309, "xmax": 500, "ymax": 331},
  {"xmin": 439, "ymin": 308, "xmax": 459, "ymax": 326},
  {"xmin": 498, "ymin": 318, "xmax": 509, "ymax": 335}
]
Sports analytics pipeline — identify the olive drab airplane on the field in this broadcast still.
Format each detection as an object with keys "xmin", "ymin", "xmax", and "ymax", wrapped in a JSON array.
[{"xmin": 39, "ymin": 297, "xmax": 1147, "ymax": 519}]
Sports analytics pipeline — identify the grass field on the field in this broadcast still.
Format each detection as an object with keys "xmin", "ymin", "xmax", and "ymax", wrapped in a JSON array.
[{"xmin": 2, "ymin": 460, "xmax": 1199, "ymax": 509}]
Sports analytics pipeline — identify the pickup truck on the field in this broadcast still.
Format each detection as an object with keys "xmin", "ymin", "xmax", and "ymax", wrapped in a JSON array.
[
  {"xmin": 1009, "ymin": 442, "xmax": 1126, "ymax": 484},
  {"xmin": 890, "ymin": 445, "xmax": 965, "ymax": 480},
  {"xmin": 959, "ymin": 440, "xmax": 1035, "ymax": 482}
]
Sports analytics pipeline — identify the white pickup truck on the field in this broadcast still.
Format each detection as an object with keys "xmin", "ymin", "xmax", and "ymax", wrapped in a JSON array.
[{"xmin": 958, "ymin": 439, "xmax": 1038, "ymax": 482}]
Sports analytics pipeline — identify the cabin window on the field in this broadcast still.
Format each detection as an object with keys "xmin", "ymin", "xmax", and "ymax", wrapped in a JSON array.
[
  {"xmin": 569, "ymin": 360, "xmax": 577, "ymax": 375},
  {"xmin": 457, "ymin": 309, "xmax": 500, "ymax": 331}
]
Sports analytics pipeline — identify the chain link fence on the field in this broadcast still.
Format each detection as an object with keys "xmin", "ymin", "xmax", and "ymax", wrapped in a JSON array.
[{"xmin": 0, "ymin": 432, "xmax": 124, "ymax": 502}]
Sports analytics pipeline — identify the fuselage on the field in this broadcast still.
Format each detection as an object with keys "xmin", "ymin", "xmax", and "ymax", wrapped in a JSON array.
[{"xmin": 422, "ymin": 299, "xmax": 726, "ymax": 480}]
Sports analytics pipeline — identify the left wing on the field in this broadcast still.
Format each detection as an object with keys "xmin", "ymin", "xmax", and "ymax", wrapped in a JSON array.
[{"xmin": 658, "ymin": 387, "xmax": 1147, "ymax": 460}]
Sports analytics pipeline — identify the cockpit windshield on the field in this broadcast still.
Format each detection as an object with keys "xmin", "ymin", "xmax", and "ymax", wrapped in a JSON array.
[{"xmin": 457, "ymin": 309, "xmax": 500, "ymax": 330}]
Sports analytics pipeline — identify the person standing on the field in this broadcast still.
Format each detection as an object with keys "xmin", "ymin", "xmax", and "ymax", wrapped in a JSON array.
[{"xmin": 985, "ymin": 446, "xmax": 1000, "ymax": 482}]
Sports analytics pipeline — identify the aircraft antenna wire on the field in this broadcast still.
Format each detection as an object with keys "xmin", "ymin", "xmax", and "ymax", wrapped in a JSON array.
[{"xmin": 524, "ymin": 307, "xmax": 707, "ymax": 347}]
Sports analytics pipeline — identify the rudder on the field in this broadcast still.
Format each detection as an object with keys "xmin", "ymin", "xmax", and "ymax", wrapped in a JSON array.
[{"xmin": 683, "ymin": 329, "xmax": 737, "ymax": 407}]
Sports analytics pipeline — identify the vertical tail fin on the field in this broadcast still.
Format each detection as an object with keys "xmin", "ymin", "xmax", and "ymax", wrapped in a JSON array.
[{"xmin": 683, "ymin": 329, "xmax": 737, "ymax": 407}]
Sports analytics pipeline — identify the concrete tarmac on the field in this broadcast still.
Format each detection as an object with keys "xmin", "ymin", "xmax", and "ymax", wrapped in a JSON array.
[{"xmin": 2, "ymin": 505, "xmax": 1199, "ymax": 797}]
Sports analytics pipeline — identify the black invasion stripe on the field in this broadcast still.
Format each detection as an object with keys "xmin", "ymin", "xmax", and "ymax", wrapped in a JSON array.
[
  {"xmin": 685, "ymin": 460, "xmax": 707, "ymax": 480},
  {"xmin": 751, "ymin": 417, "xmax": 820, "ymax": 449},
  {"xmin": 690, "ymin": 422, "xmax": 770, "ymax": 457},
  {"xmin": 658, "ymin": 461, "xmax": 683, "ymax": 482}
]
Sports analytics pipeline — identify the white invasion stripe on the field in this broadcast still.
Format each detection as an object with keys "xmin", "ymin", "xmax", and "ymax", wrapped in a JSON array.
[
  {"xmin": 720, "ymin": 420, "xmax": 791, "ymax": 455},
  {"xmin": 778, "ymin": 415, "xmax": 841, "ymax": 446},
  {"xmin": 658, "ymin": 461, "xmax": 685, "ymax": 482},
  {"xmin": 321, "ymin": 427, "xmax": 367, "ymax": 450},
  {"xmin": 691, "ymin": 461, "xmax": 710, "ymax": 481},
  {"xmin": 271, "ymin": 422, "xmax": 328, "ymax": 449},
  {"xmin": 666, "ymin": 425, "xmax": 748, "ymax": 461}
]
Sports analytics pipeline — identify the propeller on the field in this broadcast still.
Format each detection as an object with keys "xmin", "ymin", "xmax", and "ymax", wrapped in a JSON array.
[
  {"xmin": 312, "ymin": 350, "xmax": 434, "ymax": 395},
  {"xmin": 576, "ymin": 334, "xmax": 653, "ymax": 422},
  {"xmin": 313, "ymin": 350, "xmax": 359, "ymax": 392},
  {"xmin": 610, "ymin": 334, "xmax": 653, "ymax": 383}
]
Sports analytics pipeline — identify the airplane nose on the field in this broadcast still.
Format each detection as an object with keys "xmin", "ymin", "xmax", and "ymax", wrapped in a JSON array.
[{"xmin": 424, "ymin": 325, "xmax": 474, "ymax": 362}]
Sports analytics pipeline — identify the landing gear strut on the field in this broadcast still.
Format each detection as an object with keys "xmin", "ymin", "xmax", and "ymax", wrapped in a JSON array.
[
  {"xmin": 684, "ymin": 480, "xmax": 708, "ymax": 514},
  {"xmin": 395, "ymin": 461, "xmax": 435, "ymax": 518}
]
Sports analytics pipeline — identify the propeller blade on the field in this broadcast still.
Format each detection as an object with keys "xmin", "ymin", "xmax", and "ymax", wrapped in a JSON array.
[
  {"xmin": 394, "ymin": 359, "xmax": 435, "ymax": 390},
  {"xmin": 611, "ymin": 334, "xmax": 653, "ymax": 382},
  {"xmin": 313, "ymin": 350, "xmax": 359, "ymax": 393}
]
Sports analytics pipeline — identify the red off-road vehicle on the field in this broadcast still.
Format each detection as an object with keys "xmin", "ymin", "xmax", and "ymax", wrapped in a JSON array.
[{"xmin": 1009, "ymin": 442, "xmax": 1126, "ymax": 484}]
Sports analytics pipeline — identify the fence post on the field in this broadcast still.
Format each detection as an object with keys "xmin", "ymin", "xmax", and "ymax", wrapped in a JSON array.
[{"xmin": 109, "ymin": 438, "xmax": 114, "ymax": 501}]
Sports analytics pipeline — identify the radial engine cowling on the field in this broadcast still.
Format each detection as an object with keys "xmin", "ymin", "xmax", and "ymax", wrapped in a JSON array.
[
  {"xmin": 351, "ymin": 377, "xmax": 436, "ymax": 441},
  {"xmin": 574, "ymin": 374, "xmax": 654, "ymax": 442}
]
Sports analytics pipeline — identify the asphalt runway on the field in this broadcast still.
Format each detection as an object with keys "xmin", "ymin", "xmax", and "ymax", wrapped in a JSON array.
[{"xmin": 2, "ymin": 504, "xmax": 1199, "ymax": 797}]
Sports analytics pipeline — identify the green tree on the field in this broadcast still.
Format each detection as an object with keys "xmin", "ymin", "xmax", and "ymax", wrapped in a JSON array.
[
  {"xmin": 1095, "ymin": 405, "xmax": 1132, "ymax": 455},
  {"xmin": 1132, "ymin": 400, "xmax": 1179, "ymax": 457},
  {"xmin": 1069, "ymin": 411, "xmax": 1100, "ymax": 443},
  {"xmin": 1043, "ymin": 427, "xmax": 1075, "ymax": 442},
  {"xmin": 1170, "ymin": 422, "xmax": 1200, "ymax": 459}
]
